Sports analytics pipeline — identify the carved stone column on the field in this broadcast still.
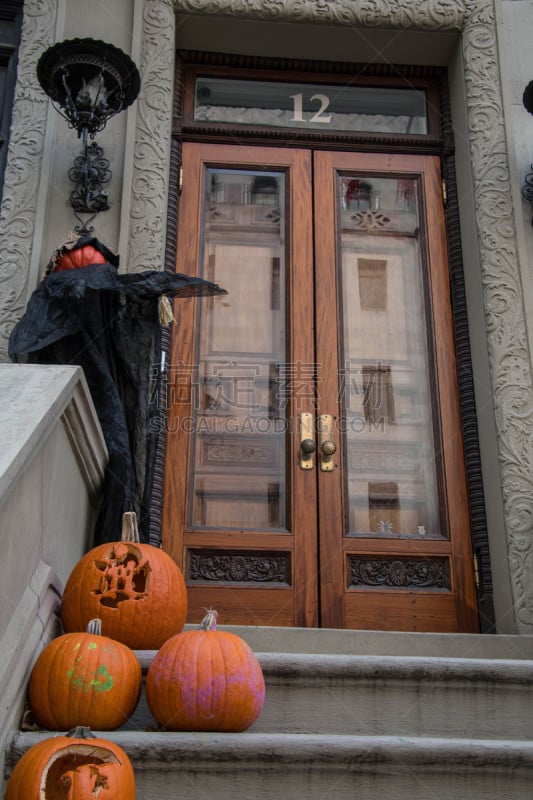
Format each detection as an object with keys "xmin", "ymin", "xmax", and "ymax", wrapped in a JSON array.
[
  {"xmin": 0, "ymin": 0, "xmax": 58, "ymax": 362},
  {"xmin": 126, "ymin": 0, "xmax": 176, "ymax": 273}
]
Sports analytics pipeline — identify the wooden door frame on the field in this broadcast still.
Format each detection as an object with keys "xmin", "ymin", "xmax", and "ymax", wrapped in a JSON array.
[{"xmin": 149, "ymin": 51, "xmax": 495, "ymax": 631}]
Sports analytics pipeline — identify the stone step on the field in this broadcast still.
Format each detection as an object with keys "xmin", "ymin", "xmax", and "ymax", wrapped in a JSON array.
[
  {"xmin": 193, "ymin": 625, "xmax": 533, "ymax": 659},
  {"xmin": 7, "ymin": 731, "xmax": 533, "ymax": 800},
  {"xmin": 9, "ymin": 630, "xmax": 533, "ymax": 799},
  {"xmin": 127, "ymin": 650, "xmax": 533, "ymax": 740}
]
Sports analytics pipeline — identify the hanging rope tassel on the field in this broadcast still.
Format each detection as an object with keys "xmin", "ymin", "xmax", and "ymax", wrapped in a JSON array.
[{"xmin": 158, "ymin": 295, "xmax": 175, "ymax": 326}]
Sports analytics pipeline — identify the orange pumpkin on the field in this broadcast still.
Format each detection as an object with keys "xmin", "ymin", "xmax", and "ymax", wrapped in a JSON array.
[
  {"xmin": 61, "ymin": 512, "xmax": 187, "ymax": 650},
  {"xmin": 28, "ymin": 619, "xmax": 141, "ymax": 731},
  {"xmin": 145, "ymin": 609, "xmax": 265, "ymax": 731},
  {"xmin": 54, "ymin": 244, "xmax": 107, "ymax": 272},
  {"xmin": 4, "ymin": 726, "xmax": 136, "ymax": 800}
]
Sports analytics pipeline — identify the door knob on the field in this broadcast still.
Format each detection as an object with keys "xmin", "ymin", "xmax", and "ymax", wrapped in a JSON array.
[
  {"xmin": 320, "ymin": 440, "xmax": 336, "ymax": 457},
  {"xmin": 299, "ymin": 413, "xmax": 315, "ymax": 470},
  {"xmin": 318, "ymin": 414, "xmax": 336, "ymax": 471},
  {"xmin": 301, "ymin": 439, "xmax": 317, "ymax": 455}
]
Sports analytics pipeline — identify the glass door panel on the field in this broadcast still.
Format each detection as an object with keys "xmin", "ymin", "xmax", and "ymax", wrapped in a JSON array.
[
  {"xmin": 337, "ymin": 174, "xmax": 441, "ymax": 539},
  {"xmin": 191, "ymin": 168, "xmax": 288, "ymax": 531}
]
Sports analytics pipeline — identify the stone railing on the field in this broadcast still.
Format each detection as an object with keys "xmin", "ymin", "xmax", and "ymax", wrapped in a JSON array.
[{"xmin": 0, "ymin": 364, "xmax": 107, "ymax": 796}]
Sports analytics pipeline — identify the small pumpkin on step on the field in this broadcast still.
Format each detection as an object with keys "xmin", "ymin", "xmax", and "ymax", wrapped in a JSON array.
[
  {"xmin": 28, "ymin": 618, "xmax": 141, "ymax": 731},
  {"xmin": 145, "ymin": 608, "xmax": 266, "ymax": 731}
]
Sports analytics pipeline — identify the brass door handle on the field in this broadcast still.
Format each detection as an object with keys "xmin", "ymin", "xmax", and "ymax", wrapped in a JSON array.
[
  {"xmin": 301, "ymin": 438, "xmax": 317, "ymax": 455},
  {"xmin": 299, "ymin": 413, "xmax": 315, "ymax": 470},
  {"xmin": 321, "ymin": 440, "xmax": 336, "ymax": 457},
  {"xmin": 300, "ymin": 413, "xmax": 336, "ymax": 470},
  {"xmin": 318, "ymin": 414, "xmax": 336, "ymax": 471}
]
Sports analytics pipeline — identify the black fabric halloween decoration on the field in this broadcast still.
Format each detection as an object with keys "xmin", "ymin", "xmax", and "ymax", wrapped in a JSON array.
[{"xmin": 9, "ymin": 245, "xmax": 225, "ymax": 545}]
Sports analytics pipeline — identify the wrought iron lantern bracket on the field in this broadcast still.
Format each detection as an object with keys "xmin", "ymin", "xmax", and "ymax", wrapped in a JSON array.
[{"xmin": 37, "ymin": 38, "xmax": 140, "ymax": 234}]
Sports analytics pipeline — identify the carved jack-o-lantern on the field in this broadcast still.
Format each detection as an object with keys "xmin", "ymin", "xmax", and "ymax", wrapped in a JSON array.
[
  {"xmin": 60, "ymin": 762, "xmax": 127, "ymax": 800},
  {"xmin": 4, "ymin": 726, "xmax": 135, "ymax": 800},
  {"xmin": 61, "ymin": 513, "xmax": 187, "ymax": 650}
]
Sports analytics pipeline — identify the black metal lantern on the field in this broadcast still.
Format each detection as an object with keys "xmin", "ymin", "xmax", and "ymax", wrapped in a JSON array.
[
  {"xmin": 522, "ymin": 80, "xmax": 533, "ymax": 224},
  {"xmin": 37, "ymin": 38, "xmax": 140, "ymax": 233}
]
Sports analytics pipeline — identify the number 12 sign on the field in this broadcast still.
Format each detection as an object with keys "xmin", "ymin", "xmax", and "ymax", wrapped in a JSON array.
[{"xmin": 289, "ymin": 93, "xmax": 332, "ymax": 124}]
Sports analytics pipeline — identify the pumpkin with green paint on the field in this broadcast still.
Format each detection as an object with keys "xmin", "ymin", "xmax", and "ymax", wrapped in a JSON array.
[{"xmin": 28, "ymin": 619, "xmax": 141, "ymax": 731}]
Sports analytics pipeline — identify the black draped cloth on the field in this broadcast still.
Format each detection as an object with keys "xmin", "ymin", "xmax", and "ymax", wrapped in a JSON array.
[{"xmin": 9, "ymin": 260, "xmax": 225, "ymax": 544}]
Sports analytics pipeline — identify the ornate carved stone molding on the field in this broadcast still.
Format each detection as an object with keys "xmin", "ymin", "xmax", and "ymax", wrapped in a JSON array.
[
  {"xmin": 127, "ymin": 0, "xmax": 176, "ymax": 272},
  {"xmin": 0, "ymin": 0, "xmax": 57, "ymax": 361},
  {"xmin": 462, "ymin": 1, "xmax": 533, "ymax": 630},
  {"xmin": 172, "ymin": 0, "xmax": 467, "ymax": 29}
]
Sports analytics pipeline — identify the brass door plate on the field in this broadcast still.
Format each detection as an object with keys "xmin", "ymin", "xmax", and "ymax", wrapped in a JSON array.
[
  {"xmin": 318, "ymin": 414, "xmax": 336, "ymax": 471},
  {"xmin": 300, "ymin": 412, "xmax": 315, "ymax": 469}
]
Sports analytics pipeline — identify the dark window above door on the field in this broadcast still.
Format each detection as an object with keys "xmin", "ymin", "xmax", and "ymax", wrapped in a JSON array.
[{"xmin": 178, "ymin": 51, "xmax": 444, "ymax": 152}]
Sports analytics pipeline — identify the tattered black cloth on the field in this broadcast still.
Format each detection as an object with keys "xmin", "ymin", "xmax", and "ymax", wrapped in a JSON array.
[{"xmin": 9, "ymin": 262, "xmax": 225, "ymax": 545}]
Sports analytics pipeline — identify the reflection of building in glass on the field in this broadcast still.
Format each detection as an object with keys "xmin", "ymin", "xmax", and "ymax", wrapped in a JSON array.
[
  {"xmin": 369, "ymin": 481, "xmax": 400, "ymax": 533},
  {"xmin": 358, "ymin": 258, "xmax": 388, "ymax": 310},
  {"xmin": 341, "ymin": 174, "xmax": 441, "ymax": 539},
  {"xmin": 362, "ymin": 364, "xmax": 395, "ymax": 424}
]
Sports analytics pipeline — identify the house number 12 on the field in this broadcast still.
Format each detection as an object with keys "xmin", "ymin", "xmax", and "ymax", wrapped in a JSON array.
[{"xmin": 289, "ymin": 92, "xmax": 332, "ymax": 124}]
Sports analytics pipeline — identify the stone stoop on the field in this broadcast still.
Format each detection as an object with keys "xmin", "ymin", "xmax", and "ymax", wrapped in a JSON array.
[
  {"xmin": 8, "ymin": 731, "xmax": 533, "ymax": 799},
  {"xmin": 5, "ymin": 629, "xmax": 533, "ymax": 799},
  {"xmin": 128, "ymin": 651, "xmax": 533, "ymax": 741}
]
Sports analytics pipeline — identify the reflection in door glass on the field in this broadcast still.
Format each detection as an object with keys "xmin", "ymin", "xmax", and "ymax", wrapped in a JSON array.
[
  {"xmin": 189, "ymin": 168, "xmax": 288, "ymax": 530},
  {"xmin": 338, "ymin": 175, "xmax": 443, "ymax": 538}
]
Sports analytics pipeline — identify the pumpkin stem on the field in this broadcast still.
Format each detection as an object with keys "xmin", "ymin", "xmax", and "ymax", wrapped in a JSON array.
[
  {"xmin": 200, "ymin": 608, "xmax": 218, "ymax": 631},
  {"xmin": 120, "ymin": 511, "xmax": 141, "ymax": 544},
  {"xmin": 67, "ymin": 726, "xmax": 96, "ymax": 740},
  {"xmin": 86, "ymin": 618, "xmax": 102, "ymax": 636}
]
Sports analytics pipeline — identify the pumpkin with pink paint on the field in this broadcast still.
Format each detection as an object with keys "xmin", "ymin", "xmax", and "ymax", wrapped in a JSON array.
[{"xmin": 145, "ymin": 609, "xmax": 265, "ymax": 731}]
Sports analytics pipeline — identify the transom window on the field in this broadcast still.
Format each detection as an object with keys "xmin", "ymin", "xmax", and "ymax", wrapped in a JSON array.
[{"xmin": 194, "ymin": 77, "xmax": 428, "ymax": 134}]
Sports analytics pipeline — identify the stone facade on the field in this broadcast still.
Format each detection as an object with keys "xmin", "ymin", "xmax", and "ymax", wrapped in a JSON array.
[{"xmin": 1, "ymin": 0, "xmax": 533, "ymax": 632}]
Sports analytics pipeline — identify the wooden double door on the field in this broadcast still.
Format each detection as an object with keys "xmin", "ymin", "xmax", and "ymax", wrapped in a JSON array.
[{"xmin": 162, "ymin": 142, "xmax": 479, "ymax": 632}]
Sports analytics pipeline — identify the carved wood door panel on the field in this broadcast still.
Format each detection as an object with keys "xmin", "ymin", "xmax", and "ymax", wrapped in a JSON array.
[{"xmin": 162, "ymin": 142, "xmax": 480, "ymax": 632}]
